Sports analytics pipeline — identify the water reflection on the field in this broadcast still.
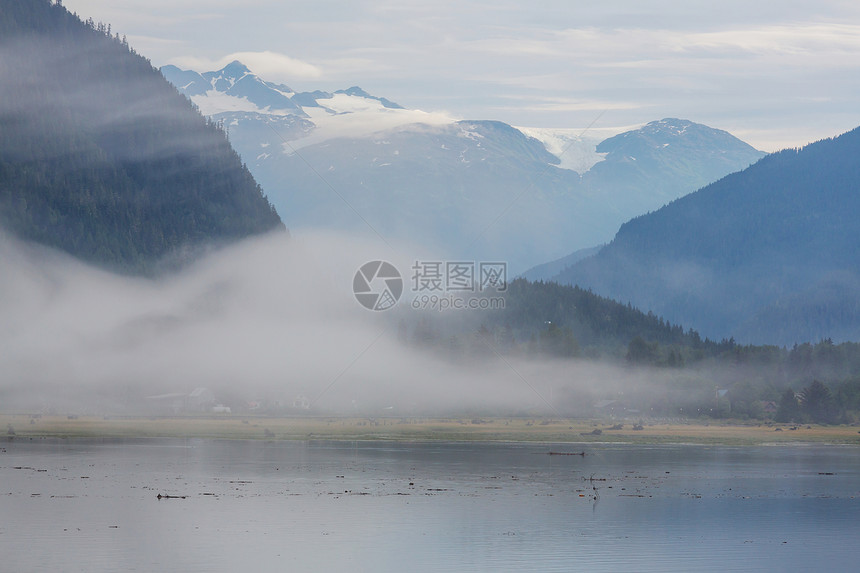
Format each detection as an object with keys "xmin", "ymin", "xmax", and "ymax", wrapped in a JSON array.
[{"xmin": 2, "ymin": 438, "xmax": 859, "ymax": 572}]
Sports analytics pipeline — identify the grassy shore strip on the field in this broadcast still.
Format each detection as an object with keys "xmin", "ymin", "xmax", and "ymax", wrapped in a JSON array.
[{"xmin": 2, "ymin": 415, "xmax": 860, "ymax": 446}]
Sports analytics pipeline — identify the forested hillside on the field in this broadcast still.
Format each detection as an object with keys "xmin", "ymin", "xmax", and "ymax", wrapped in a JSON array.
[
  {"xmin": 554, "ymin": 126, "xmax": 860, "ymax": 345},
  {"xmin": 401, "ymin": 279, "xmax": 860, "ymax": 422},
  {"xmin": 0, "ymin": 0, "xmax": 283, "ymax": 273}
]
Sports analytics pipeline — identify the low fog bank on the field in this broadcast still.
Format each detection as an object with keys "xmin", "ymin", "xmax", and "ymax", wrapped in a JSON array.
[{"xmin": 1, "ymin": 229, "xmax": 730, "ymax": 418}]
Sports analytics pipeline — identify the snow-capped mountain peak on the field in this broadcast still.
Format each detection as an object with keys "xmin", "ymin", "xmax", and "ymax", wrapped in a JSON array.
[
  {"xmin": 161, "ymin": 61, "xmax": 453, "ymax": 141},
  {"xmin": 334, "ymin": 86, "xmax": 404, "ymax": 109},
  {"xmin": 203, "ymin": 60, "xmax": 253, "ymax": 90},
  {"xmin": 159, "ymin": 63, "xmax": 764, "ymax": 272}
]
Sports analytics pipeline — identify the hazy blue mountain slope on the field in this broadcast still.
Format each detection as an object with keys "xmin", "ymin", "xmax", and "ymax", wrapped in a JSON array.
[
  {"xmin": 248, "ymin": 119, "xmax": 763, "ymax": 271},
  {"xmin": 162, "ymin": 64, "xmax": 764, "ymax": 271},
  {"xmin": 583, "ymin": 119, "xmax": 764, "ymax": 217},
  {"xmin": 253, "ymin": 120, "xmax": 598, "ymax": 268},
  {"xmin": 519, "ymin": 245, "xmax": 603, "ymax": 282},
  {"xmin": 554, "ymin": 126, "xmax": 860, "ymax": 344}
]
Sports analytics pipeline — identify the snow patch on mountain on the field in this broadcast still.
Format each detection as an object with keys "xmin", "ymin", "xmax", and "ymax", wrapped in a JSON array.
[
  {"xmin": 163, "ymin": 61, "xmax": 457, "ymax": 148},
  {"xmin": 190, "ymin": 90, "xmax": 268, "ymax": 115},
  {"xmin": 457, "ymin": 123, "xmax": 486, "ymax": 142},
  {"xmin": 516, "ymin": 126, "xmax": 639, "ymax": 173},
  {"xmin": 289, "ymin": 105, "xmax": 455, "ymax": 150}
]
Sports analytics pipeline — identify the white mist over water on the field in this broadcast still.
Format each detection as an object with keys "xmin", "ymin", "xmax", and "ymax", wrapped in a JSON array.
[
  {"xmin": 0, "ymin": 230, "xmax": 580, "ymax": 414},
  {"xmin": 0, "ymin": 229, "xmax": 783, "ymax": 417}
]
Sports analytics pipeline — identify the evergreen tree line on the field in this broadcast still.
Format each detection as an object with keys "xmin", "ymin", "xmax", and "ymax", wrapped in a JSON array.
[
  {"xmin": 398, "ymin": 279, "xmax": 860, "ymax": 422},
  {"xmin": 0, "ymin": 0, "xmax": 283, "ymax": 274}
]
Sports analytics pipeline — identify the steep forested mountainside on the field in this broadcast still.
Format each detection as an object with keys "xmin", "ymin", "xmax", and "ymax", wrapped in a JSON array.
[
  {"xmin": 0, "ymin": 0, "xmax": 283, "ymax": 273},
  {"xmin": 555, "ymin": 126, "xmax": 860, "ymax": 345}
]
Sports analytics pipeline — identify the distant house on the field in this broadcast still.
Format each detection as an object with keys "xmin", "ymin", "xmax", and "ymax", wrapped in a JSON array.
[{"xmin": 760, "ymin": 401, "xmax": 778, "ymax": 414}]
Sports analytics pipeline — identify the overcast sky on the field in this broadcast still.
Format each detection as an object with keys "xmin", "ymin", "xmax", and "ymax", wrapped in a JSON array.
[{"xmin": 63, "ymin": 0, "xmax": 860, "ymax": 151}]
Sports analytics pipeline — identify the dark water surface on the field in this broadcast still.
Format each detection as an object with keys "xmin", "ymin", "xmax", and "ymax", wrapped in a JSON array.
[{"xmin": 2, "ymin": 438, "xmax": 859, "ymax": 572}]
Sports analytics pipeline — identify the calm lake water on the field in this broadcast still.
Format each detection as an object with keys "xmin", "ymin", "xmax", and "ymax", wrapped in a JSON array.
[{"xmin": 1, "ymin": 437, "xmax": 859, "ymax": 572}]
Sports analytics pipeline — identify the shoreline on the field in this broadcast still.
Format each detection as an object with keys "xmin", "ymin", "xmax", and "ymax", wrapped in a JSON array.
[{"xmin": 3, "ymin": 414, "xmax": 860, "ymax": 446}]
